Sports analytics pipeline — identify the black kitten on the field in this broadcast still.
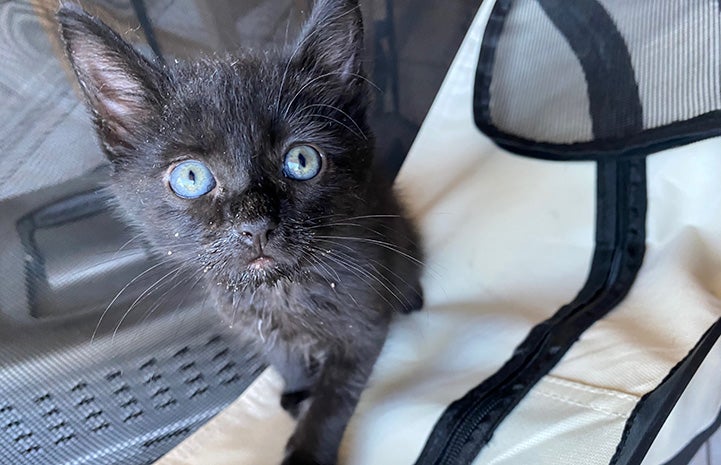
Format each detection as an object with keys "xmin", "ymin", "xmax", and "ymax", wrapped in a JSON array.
[{"xmin": 58, "ymin": 1, "xmax": 423, "ymax": 464}]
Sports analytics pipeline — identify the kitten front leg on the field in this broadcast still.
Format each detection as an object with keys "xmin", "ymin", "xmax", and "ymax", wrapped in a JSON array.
[
  {"xmin": 268, "ymin": 347, "xmax": 318, "ymax": 419},
  {"xmin": 282, "ymin": 333, "xmax": 387, "ymax": 465}
]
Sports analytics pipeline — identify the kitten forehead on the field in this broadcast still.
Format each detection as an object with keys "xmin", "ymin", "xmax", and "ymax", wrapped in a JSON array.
[
  {"xmin": 162, "ymin": 60, "xmax": 275, "ymax": 147},
  {"xmin": 161, "ymin": 54, "xmax": 356, "ymax": 172}
]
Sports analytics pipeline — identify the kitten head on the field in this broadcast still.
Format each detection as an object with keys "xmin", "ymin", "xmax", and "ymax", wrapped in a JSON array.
[{"xmin": 58, "ymin": 1, "xmax": 375, "ymax": 289}]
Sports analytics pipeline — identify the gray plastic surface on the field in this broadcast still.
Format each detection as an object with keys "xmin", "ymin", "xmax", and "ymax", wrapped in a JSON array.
[
  {"xmin": 0, "ymin": 316, "xmax": 262, "ymax": 465},
  {"xmin": 0, "ymin": 0, "xmax": 475, "ymax": 463}
]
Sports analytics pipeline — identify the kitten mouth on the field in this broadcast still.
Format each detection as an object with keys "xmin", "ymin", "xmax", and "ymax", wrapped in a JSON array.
[
  {"xmin": 242, "ymin": 256, "xmax": 299, "ymax": 286},
  {"xmin": 244, "ymin": 255, "xmax": 287, "ymax": 286},
  {"xmin": 247, "ymin": 255, "xmax": 275, "ymax": 271}
]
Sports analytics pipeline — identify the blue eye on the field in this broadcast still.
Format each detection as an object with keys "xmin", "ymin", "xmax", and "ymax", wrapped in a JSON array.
[
  {"xmin": 168, "ymin": 160, "xmax": 216, "ymax": 199},
  {"xmin": 283, "ymin": 145, "xmax": 322, "ymax": 181}
]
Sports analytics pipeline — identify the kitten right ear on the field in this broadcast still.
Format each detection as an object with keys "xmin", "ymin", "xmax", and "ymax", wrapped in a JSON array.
[
  {"xmin": 57, "ymin": 4, "xmax": 167, "ymax": 156},
  {"xmin": 295, "ymin": 0, "xmax": 364, "ymax": 82}
]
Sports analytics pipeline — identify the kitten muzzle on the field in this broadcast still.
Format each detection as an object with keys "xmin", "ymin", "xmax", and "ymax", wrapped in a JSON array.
[{"xmin": 248, "ymin": 255, "xmax": 275, "ymax": 270}]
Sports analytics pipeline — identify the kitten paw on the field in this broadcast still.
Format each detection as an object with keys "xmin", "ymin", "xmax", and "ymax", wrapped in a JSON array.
[
  {"xmin": 281, "ymin": 449, "xmax": 328, "ymax": 465},
  {"xmin": 280, "ymin": 389, "xmax": 311, "ymax": 419},
  {"xmin": 400, "ymin": 290, "xmax": 424, "ymax": 313}
]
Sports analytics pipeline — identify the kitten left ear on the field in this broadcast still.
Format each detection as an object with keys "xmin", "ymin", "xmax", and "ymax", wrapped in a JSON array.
[
  {"xmin": 57, "ymin": 4, "xmax": 168, "ymax": 156},
  {"xmin": 295, "ymin": 0, "xmax": 365, "ymax": 82}
]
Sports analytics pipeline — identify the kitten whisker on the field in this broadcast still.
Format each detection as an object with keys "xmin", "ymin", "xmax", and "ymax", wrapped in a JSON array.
[
  {"xmin": 321, "ymin": 246, "xmax": 413, "ymax": 308},
  {"xmin": 166, "ymin": 266, "xmax": 212, "ymax": 332},
  {"xmin": 302, "ymin": 252, "xmax": 341, "ymax": 286},
  {"xmin": 91, "ymin": 259, "xmax": 174, "ymax": 344},
  {"xmin": 338, "ymin": 214, "xmax": 403, "ymax": 221},
  {"xmin": 232, "ymin": 285, "xmax": 257, "ymax": 329},
  {"xmin": 344, "ymin": 71, "xmax": 382, "ymax": 92},
  {"xmin": 111, "ymin": 265, "xmax": 186, "ymax": 343},
  {"xmin": 313, "ymin": 243, "xmax": 397, "ymax": 304},
  {"xmin": 314, "ymin": 235, "xmax": 422, "ymax": 266},
  {"xmin": 139, "ymin": 266, "xmax": 205, "ymax": 326},
  {"xmin": 312, "ymin": 220, "xmax": 424, "ymax": 250},
  {"xmin": 111, "ymin": 232, "xmax": 145, "ymax": 258},
  {"xmin": 283, "ymin": 9, "xmax": 292, "ymax": 47},
  {"xmin": 306, "ymin": 222, "xmax": 389, "ymax": 238},
  {"xmin": 309, "ymin": 213, "xmax": 403, "ymax": 223},
  {"xmin": 305, "ymin": 113, "xmax": 366, "ymax": 141},
  {"xmin": 315, "ymin": 256, "xmax": 342, "ymax": 283},
  {"xmin": 299, "ymin": 103, "xmax": 367, "ymax": 140},
  {"xmin": 125, "ymin": 268, "xmax": 204, "ymax": 348},
  {"xmin": 299, "ymin": 213, "xmax": 403, "ymax": 230},
  {"xmin": 69, "ymin": 251, "xmax": 151, "ymax": 275},
  {"xmin": 314, "ymin": 238, "xmax": 423, "ymax": 301},
  {"xmin": 282, "ymin": 71, "xmax": 344, "ymax": 118},
  {"xmin": 314, "ymin": 234, "xmax": 442, "ymax": 281},
  {"xmin": 314, "ymin": 247, "xmax": 402, "ymax": 309}
]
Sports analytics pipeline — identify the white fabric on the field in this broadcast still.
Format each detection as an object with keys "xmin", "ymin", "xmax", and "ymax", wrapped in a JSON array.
[
  {"xmin": 158, "ymin": 1, "xmax": 721, "ymax": 464},
  {"xmin": 643, "ymin": 337, "xmax": 721, "ymax": 465},
  {"xmin": 478, "ymin": 138, "xmax": 721, "ymax": 465}
]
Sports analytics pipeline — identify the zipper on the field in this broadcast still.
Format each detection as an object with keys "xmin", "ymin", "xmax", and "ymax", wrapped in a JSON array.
[
  {"xmin": 416, "ymin": 158, "xmax": 647, "ymax": 465},
  {"xmin": 426, "ymin": 328, "xmax": 558, "ymax": 464}
]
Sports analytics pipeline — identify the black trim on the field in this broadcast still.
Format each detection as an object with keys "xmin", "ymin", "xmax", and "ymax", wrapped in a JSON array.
[
  {"xmin": 537, "ymin": 0, "xmax": 642, "ymax": 139},
  {"xmin": 130, "ymin": 0, "xmax": 165, "ymax": 63},
  {"xmin": 17, "ymin": 189, "xmax": 112, "ymax": 317},
  {"xmin": 480, "ymin": 110, "xmax": 721, "ymax": 162},
  {"xmin": 473, "ymin": 0, "xmax": 721, "ymax": 160},
  {"xmin": 414, "ymin": 157, "xmax": 647, "ymax": 465},
  {"xmin": 611, "ymin": 318, "xmax": 721, "ymax": 465},
  {"xmin": 663, "ymin": 406, "xmax": 721, "ymax": 465},
  {"xmin": 415, "ymin": 2, "xmax": 653, "ymax": 462}
]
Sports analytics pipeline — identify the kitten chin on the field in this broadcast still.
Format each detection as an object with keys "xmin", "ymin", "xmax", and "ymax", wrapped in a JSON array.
[
  {"xmin": 231, "ymin": 260, "xmax": 303, "ymax": 289},
  {"xmin": 58, "ymin": 1, "xmax": 424, "ymax": 464}
]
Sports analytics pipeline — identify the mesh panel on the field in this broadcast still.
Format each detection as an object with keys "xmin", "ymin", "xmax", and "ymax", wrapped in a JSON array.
[
  {"xmin": 490, "ymin": 0, "xmax": 593, "ymax": 143},
  {"xmin": 1, "ymin": 1, "xmax": 479, "ymax": 463},
  {"xmin": 478, "ymin": 0, "xmax": 721, "ymax": 157},
  {"xmin": 603, "ymin": 0, "xmax": 721, "ymax": 129}
]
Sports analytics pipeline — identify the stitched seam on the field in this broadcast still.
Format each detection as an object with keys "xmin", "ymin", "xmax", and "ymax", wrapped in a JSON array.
[
  {"xmin": 544, "ymin": 376, "xmax": 639, "ymax": 402},
  {"xmin": 533, "ymin": 389, "xmax": 631, "ymax": 419}
]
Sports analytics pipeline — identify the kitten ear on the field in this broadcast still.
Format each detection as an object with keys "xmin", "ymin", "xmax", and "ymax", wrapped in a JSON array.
[
  {"xmin": 57, "ymin": 4, "xmax": 167, "ymax": 156},
  {"xmin": 295, "ymin": 0, "xmax": 364, "ymax": 82}
]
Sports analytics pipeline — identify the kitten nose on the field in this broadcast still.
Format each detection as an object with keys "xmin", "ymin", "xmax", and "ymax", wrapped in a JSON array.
[{"xmin": 240, "ymin": 219, "xmax": 277, "ymax": 251}]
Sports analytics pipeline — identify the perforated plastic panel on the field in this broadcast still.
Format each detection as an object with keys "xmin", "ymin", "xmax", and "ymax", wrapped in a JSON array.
[
  {"xmin": 0, "ymin": 316, "xmax": 262, "ymax": 465},
  {"xmin": 0, "ymin": 0, "xmax": 477, "ymax": 463}
]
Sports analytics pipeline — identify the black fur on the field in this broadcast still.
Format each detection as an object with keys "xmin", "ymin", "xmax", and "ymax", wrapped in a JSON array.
[{"xmin": 58, "ymin": 2, "xmax": 423, "ymax": 464}]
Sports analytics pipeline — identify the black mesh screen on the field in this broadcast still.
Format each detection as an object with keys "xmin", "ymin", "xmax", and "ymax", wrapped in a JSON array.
[
  {"xmin": 475, "ymin": 0, "xmax": 721, "ymax": 159},
  {"xmin": 0, "ymin": 0, "xmax": 478, "ymax": 463}
]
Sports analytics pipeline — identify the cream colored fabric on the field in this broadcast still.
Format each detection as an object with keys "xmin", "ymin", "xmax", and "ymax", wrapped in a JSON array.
[
  {"xmin": 643, "ymin": 338, "xmax": 721, "ymax": 465},
  {"xmin": 158, "ymin": 369, "xmax": 293, "ymax": 465},
  {"xmin": 159, "ymin": 1, "xmax": 721, "ymax": 463},
  {"xmin": 478, "ymin": 138, "xmax": 721, "ymax": 465}
]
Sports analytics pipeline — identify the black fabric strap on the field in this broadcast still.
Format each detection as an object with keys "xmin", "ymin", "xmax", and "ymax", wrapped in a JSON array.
[
  {"xmin": 130, "ymin": 0, "xmax": 165, "ymax": 63},
  {"xmin": 536, "ymin": 0, "xmax": 642, "ymax": 140},
  {"xmin": 414, "ymin": 158, "xmax": 647, "ymax": 465},
  {"xmin": 415, "ymin": 1, "xmax": 650, "ymax": 463},
  {"xmin": 663, "ymin": 405, "xmax": 721, "ymax": 465},
  {"xmin": 475, "ymin": 0, "xmax": 643, "ymax": 145},
  {"xmin": 611, "ymin": 317, "xmax": 721, "ymax": 465},
  {"xmin": 474, "ymin": 0, "xmax": 721, "ymax": 160},
  {"xmin": 483, "ymin": 111, "xmax": 721, "ymax": 161}
]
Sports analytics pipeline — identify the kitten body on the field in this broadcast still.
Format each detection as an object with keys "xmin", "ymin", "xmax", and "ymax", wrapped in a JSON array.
[{"xmin": 58, "ymin": 2, "xmax": 423, "ymax": 464}]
